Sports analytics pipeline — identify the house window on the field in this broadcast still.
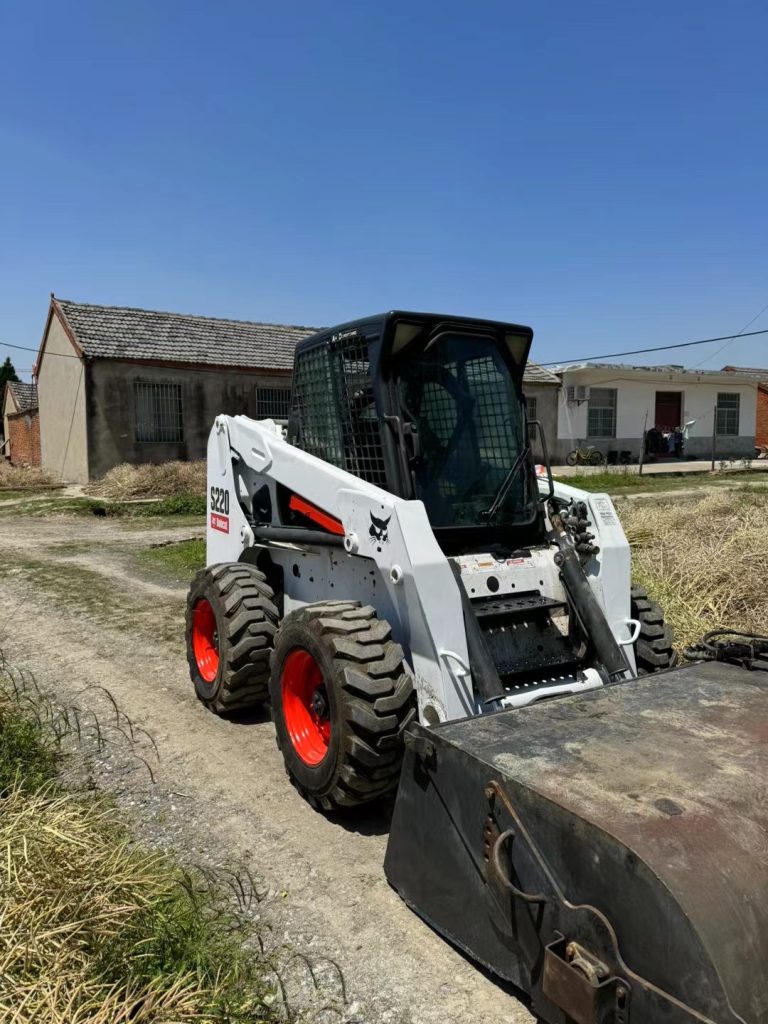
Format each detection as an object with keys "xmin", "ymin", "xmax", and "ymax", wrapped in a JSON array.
[
  {"xmin": 134, "ymin": 381, "xmax": 184, "ymax": 443},
  {"xmin": 255, "ymin": 386, "xmax": 291, "ymax": 420},
  {"xmin": 527, "ymin": 395, "xmax": 538, "ymax": 440},
  {"xmin": 716, "ymin": 392, "xmax": 740, "ymax": 436},
  {"xmin": 587, "ymin": 388, "xmax": 617, "ymax": 438}
]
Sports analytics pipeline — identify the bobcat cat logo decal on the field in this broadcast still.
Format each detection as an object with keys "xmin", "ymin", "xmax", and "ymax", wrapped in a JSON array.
[{"xmin": 369, "ymin": 512, "xmax": 391, "ymax": 544}]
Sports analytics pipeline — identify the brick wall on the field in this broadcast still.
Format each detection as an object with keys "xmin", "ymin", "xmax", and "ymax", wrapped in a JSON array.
[
  {"xmin": 7, "ymin": 409, "xmax": 41, "ymax": 466},
  {"xmin": 756, "ymin": 385, "xmax": 768, "ymax": 449}
]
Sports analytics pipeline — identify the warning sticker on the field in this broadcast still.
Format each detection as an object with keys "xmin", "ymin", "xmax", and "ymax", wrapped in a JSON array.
[
  {"xmin": 592, "ymin": 497, "xmax": 616, "ymax": 526},
  {"xmin": 211, "ymin": 513, "xmax": 230, "ymax": 534}
]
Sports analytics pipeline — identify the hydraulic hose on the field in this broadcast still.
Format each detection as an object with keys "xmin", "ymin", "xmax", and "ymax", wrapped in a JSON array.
[{"xmin": 548, "ymin": 504, "xmax": 633, "ymax": 683}]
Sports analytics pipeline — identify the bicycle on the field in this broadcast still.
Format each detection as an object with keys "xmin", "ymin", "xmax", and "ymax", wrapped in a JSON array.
[{"xmin": 566, "ymin": 444, "xmax": 604, "ymax": 466}]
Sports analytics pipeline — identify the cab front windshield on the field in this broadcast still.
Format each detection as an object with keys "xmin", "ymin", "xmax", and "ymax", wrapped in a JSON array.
[{"xmin": 394, "ymin": 333, "xmax": 536, "ymax": 528}]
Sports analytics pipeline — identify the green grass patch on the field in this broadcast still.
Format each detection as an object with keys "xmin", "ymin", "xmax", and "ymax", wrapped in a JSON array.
[
  {"xmin": 78, "ymin": 493, "xmax": 207, "ymax": 518},
  {"xmin": 139, "ymin": 539, "xmax": 206, "ymax": 583},
  {"xmin": 0, "ymin": 689, "xmax": 58, "ymax": 794},
  {"xmin": 556, "ymin": 469, "xmax": 768, "ymax": 494},
  {"xmin": 126, "ymin": 493, "xmax": 207, "ymax": 517},
  {"xmin": 0, "ymin": 658, "xmax": 286, "ymax": 1022}
]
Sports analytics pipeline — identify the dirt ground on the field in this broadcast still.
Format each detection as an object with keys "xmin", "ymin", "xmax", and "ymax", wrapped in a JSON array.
[{"xmin": 0, "ymin": 505, "xmax": 534, "ymax": 1024}]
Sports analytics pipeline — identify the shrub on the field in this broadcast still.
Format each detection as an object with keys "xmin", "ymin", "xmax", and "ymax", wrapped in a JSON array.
[
  {"xmin": 0, "ymin": 463, "xmax": 55, "ymax": 489},
  {"xmin": 86, "ymin": 462, "xmax": 206, "ymax": 500}
]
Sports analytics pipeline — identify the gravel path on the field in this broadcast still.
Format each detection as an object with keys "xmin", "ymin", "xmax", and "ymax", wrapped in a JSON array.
[{"xmin": 0, "ymin": 510, "xmax": 534, "ymax": 1024}]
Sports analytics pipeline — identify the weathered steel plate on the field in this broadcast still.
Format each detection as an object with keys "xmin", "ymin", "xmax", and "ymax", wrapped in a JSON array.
[{"xmin": 385, "ymin": 662, "xmax": 767, "ymax": 1023}]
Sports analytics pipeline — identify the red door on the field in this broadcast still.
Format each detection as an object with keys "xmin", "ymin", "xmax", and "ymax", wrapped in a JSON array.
[{"xmin": 655, "ymin": 391, "xmax": 682, "ymax": 430}]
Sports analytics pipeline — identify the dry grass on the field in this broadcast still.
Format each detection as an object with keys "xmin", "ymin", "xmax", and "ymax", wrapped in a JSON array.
[
  {"xmin": 0, "ymin": 662, "xmax": 285, "ymax": 1024},
  {"xmin": 0, "ymin": 788, "xmax": 206, "ymax": 1022},
  {"xmin": 85, "ymin": 462, "xmax": 206, "ymax": 501},
  {"xmin": 620, "ymin": 490, "xmax": 768, "ymax": 650},
  {"xmin": 0, "ymin": 462, "xmax": 55, "ymax": 489},
  {"xmin": 0, "ymin": 783, "xmax": 288, "ymax": 1022}
]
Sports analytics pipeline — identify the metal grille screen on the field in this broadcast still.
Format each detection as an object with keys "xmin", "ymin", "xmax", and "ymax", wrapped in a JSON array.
[
  {"xmin": 587, "ymin": 388, "xmax": 617, "ymax": 438},
  {"xmin": 716, "ymin": 392, "xmax": 740, "ymax": 436},
  {"xmin": 405, "ymin": 354, "xmax": 518, "ymax": 499},
  {"xmin": 256, "ymin": 386, "xmax": 291, "ymax": 420},
  {"xmin": 290, "ymin": 335, "xmax": 387, "ymax": 488},
  {"xmin": 134, "ymin": 381, "xmax": 183, "ymax": 443}
]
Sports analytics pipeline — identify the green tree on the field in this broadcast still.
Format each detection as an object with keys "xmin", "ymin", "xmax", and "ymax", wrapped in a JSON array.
[{"xmin": 0, "ymin": 357, "xmax": 20, "ymax": 390}]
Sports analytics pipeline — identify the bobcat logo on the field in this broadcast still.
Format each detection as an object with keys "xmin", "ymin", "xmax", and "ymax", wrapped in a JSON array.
[{"xmin": 369, "ymin": 512, "xmax": 391, "ymax": 544}]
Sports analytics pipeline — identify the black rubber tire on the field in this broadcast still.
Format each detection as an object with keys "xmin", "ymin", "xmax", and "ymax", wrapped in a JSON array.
[
  {"xmin": 269, "ymin": 601, "xmax": 417, "ymax": 811},
  {"xmin": 186, "ymin": 563, "xmax": 279, "ymax": 714},
  {"xmin": 589, "ymin": 450, "xmax": 604, "ymax": 466},
  {"xmin": 566, "ymin": 451, "xmax": 579, "ymax": 466},
  {"xmin": 631, "ymin": 584, "xmax": 676, "ymax": 674}
]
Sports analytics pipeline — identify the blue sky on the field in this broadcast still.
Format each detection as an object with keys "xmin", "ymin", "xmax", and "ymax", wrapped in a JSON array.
[{"xmin": 1, "ymin": 0, "xmax": 766, "ymax": 379}]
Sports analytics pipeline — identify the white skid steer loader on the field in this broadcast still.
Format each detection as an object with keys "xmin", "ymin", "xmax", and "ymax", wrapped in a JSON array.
[{"xmin": 186, "ymin": 312, "xmax": 766, "ymax": 1024}]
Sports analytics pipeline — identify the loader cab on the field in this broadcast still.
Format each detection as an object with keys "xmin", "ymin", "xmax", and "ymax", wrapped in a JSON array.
[{"xmin": 288, "ymin": 312, "xmax": 544, "ymax": 554}]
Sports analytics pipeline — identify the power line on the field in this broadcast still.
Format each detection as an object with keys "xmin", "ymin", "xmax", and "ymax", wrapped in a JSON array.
[
  {"xmin": 538, "ymin": 327, "xmax": 768, "ymax": 367},
  {"xmin": 0, "ymin": 338, "xmax": 293, "ymax": 379},
  {"xmin": 0, "ymin": 339, "xmax": 78, "ymax": 358},
  {"xmin": 4, "ymin": 322, "xmax": 768, "ymax": 374},
  {"xmin": 690, "ymin": 301, "xmax": 768, "ymax": 369}
]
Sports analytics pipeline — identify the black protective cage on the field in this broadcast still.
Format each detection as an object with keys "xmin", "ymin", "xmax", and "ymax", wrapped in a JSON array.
[{"xmin": 287, "ymin": 311, "xmax": 544, "ymax": 553}]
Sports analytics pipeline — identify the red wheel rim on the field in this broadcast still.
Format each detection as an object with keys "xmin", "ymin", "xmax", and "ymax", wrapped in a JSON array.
[
  {"xmin": 191, "ymin": 598, "xmax": 219, "ymax": 683},
  {"xmin": 281, "ymin": 649, "xmax": 331, "ymax": 766}
]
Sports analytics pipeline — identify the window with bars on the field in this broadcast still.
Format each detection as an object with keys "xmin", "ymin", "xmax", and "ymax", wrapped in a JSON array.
[
  {"xmin": 716, "ymin": 392, "xmax": 740, "ymax": 436},
  {"xmin": 526, "ymin": 395, "xmax": 538, "ymax": 440},
  {"xmin": 587, "ymin": 388, "xmax": 617, "ymax": 438},
  {"xmin": 255, "ymin": 385, "xmax": 291, "ymax": 420},
  {"xmin": 134, "ymin": 381, "xmax": 184, "ymax": 443}
]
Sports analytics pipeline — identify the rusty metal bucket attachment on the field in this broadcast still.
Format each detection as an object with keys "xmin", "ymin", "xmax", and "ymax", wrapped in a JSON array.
[{"xmin": 384, "ymin": 662, "xmax": 767, "ymax": 1024}]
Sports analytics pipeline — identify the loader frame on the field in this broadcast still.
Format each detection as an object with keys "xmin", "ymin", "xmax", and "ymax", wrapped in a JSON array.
[{"xmin": 206, "ymin": 413, "xmax": 636, "ymax": 724}]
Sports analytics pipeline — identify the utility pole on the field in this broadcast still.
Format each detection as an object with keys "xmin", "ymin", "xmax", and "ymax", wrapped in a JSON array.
[{"xmin": 638, "ymin": 409, "xmax": 649, "ymax": 477}]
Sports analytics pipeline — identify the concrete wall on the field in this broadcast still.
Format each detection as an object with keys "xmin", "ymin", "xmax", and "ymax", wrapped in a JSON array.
[
  {"xmin": 38, "ymin": 315, "xmax": 89, "ymax": 482},
  {"xmin": 523, "ymin": 383, "xmax": 559, "ymax": 460},
  {"xmin": 555, "ymin": 370, "xmax": 758, "ymax": 462},
  {"xmin": 86, "ymin": 361, "xmax": 292, "ymax": 480},
  {"xmin": 2, "ymin": 387, "xmax": 18, "ymax": 452}
]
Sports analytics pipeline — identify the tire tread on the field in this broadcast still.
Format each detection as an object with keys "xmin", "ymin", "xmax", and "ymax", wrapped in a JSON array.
[
  {"xmin": 631, "ymin": 584, "xmax": 676, "ymax": 675},
  {"xmin": 186, "ymin": 563, "xmax": 280, "ymax": 713},
  {"xmin": 270, "ymin": 601, "xmax": 416, "ymax": 810}
]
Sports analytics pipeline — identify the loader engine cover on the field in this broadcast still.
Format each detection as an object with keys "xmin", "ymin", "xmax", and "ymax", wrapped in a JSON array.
[{"xmin": 385, "ymin": 662, "xmax": 767, "ymax": 1024}]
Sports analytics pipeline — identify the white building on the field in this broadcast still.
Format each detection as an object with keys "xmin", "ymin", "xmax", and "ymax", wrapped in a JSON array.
[{"xmin": 552, "ymin": 363, "xmax": 759, "ymax": 463}]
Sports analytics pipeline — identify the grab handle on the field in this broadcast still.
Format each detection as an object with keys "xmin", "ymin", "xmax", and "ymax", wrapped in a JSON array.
[
  {"xmin": 491, "ymin": 829, "xmax": 547, "ymax": 904},
  {"xmin": 618, "ymin": 618, "xmax": 642, "ymax": 646}
]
